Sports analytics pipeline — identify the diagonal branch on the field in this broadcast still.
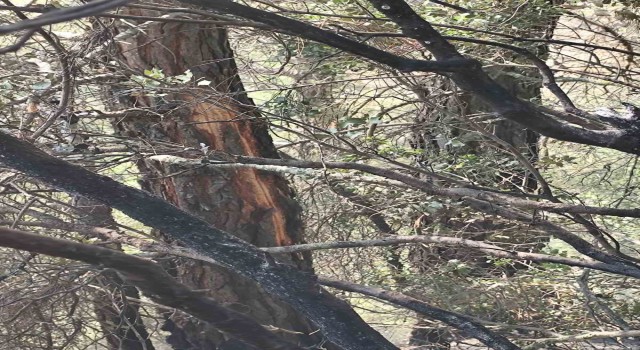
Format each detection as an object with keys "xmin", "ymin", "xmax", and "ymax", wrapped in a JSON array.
[
  {"xmin": 362, "ymin": 0, "xmax": 640, "ymax": 151},
  {"xmin": 0, "ymin": 0, "xmax": 129, "ymax": 34},
  {"xmin": 76, "ymin": 228, "xmax": 522, "ymax": 350},
  {"xmin": 260, "ymin": 235, "xmax": 631, "ymax": 276},
  {"xmin": 145, "ymin": 154, "xmax": 640, "ymax": 277},
  {"xmin": 1, "ymin": 0, "xmax": 638, "ymax": 152},
  {"xmin": 319, "ymin": 277, "xmax": 522, "ymax": 350},
  {"xmin": 522, "ymin": 329, "xmax": 640, "ymax": 350},
  {"xmin": 177, "ymin": 0, "xmax": 474, "ymax": 72},
  {"xmin": 0, "ymin": 227, "xmax": 303, "ymax": 350},
  {"xmin": 220, "ymin": 155, "xmax": 640, "ymax": 219},
  {"xmin": 0, "ymin": 131, "xmax": 397, "ymax": 350}
]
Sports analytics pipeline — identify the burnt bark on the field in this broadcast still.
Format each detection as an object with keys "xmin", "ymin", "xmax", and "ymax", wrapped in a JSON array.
[
  {"xmin": 0, "ymin": 124, "xmax": 399, "ymax": 350},
  {"xmin": 0, "ymin": 227, "xmax": 305, "ymax": 350},
  {"xmin": 93, "ymin": 269, "xmax": 155, "ymax": 350}
]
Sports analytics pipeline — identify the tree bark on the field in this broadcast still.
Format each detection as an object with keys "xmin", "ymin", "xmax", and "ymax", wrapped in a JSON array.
[{"xmin": 107, "ymin": 5, "xmax": 322, "ymax": 348}]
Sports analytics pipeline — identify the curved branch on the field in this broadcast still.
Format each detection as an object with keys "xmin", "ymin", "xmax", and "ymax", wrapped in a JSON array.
[
  {"xmin": 3, "ymin": 0, "xmax": 637, "ymax": 152},
  {"xmin": 0, "ymin": 0, "xmax": 129, "ymax": 34},
  {"xmin": 364, "ymin": 0, "xmax": 639, "ymax": 152},
  {"xmin": 318, "ymin": 277, "xmax": 521, "ymax": 350},
  {"xmin": 1, "ymin": 0, "xmax": 73, "ymax": 141},
  {"xmin": 180, "ymin": 0, "xmax": 640, "ymax": 154},
  {"xmin": 0, "ymin": 28, "xmax": 35, "ymax": 54},
  {"xmin": 177, "ymin": 0, "xmax": 473, "ymax": 72}
]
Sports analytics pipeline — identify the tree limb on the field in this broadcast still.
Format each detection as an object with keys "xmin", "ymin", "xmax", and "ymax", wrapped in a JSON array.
[
  {"xmin": 260, "ymin": 235, "xmax": 630, "ymax": 276},
  {"xmin": 522, "ymin": 330, "xmax": 640, "ymax": 350},
  {"xmin": 318, "ymin": 277, "xmax": 522, "ymax": 350},
  {"xmin": 177, "ymin": 0, "xmax": 474, "ymax": 72},
  {"xmin": 0, "ymin": 131, "xmax": 397, "ymax": 350},
  {"xmin": 179, "ymin": 0, "xmax": 640, "ymax": 155},
  {"xmin": 0, "ymin": 0, "xmax": 129, "ymax": 34},
  {"xmin": 0, "ymin": 227, "xmax": 303, "ymax": 350},
  {"xmin": 222, "ymin": 155, "xmax": 640, "ymax": 219}
]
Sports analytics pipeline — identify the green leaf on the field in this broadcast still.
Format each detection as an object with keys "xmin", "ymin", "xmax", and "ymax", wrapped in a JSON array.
[
  {"xmin": 173, "ymin": 70, "xmax": 193, "ymax": 84},
  {"xmin": 144, "ymin": 67, "xmax": 165, "ymax": 79}
]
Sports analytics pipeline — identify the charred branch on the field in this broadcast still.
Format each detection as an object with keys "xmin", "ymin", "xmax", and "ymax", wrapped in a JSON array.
[
  {"xmin": 0, "ymin": 131, "xmax": 396, "ymax": 350},
  {"xmin": 0, "ymin": 227, "xmax": 303, "ymax": 350}
]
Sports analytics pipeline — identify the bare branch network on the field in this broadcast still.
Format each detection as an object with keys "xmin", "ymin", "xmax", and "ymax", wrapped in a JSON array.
[{"xmin": 0, "ymin": 0, "xmax": 639, "ymax": 349}]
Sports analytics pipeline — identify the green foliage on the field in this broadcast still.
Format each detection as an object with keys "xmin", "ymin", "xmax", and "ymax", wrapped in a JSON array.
[{"xmin": 131, "ymin": 68, "xmax": 195, "ymax": 88}]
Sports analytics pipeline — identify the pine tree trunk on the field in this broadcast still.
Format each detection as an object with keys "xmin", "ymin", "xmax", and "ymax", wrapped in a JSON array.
[{"xmin": 107, "ymin": 5, "xmax": 320, "ymax": 349}]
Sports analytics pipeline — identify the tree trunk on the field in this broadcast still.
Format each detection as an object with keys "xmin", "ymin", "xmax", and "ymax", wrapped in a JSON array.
[
  {"xmin": 108, "ymin": 5, "xmax": 320, "ymax": 349},
  {"xmin": 73, "ymin": 197, "xmax": 155, "ymax": 350},
  {"xmin": 408, "ymin": 66, "xmax": 545, "ymax": 278},
  {"xmin": 407, "ymin": 2, "xmax": 563, "ymax": 346},
  {"xmin": 406, "ymin": 62, "xmax": 544, "ymax": 350}
]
